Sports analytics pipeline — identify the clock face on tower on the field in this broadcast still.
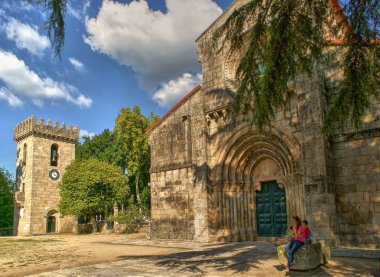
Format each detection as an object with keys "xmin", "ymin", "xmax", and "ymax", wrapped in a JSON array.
[{"xmin": 49, "ymin": 169, "xmax": 60, "ymax": 181}]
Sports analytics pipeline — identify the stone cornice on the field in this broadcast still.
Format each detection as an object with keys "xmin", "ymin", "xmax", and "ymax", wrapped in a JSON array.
[{"xmin": 332, "ymin": 127, "xmax": 380, "ymax": 142}]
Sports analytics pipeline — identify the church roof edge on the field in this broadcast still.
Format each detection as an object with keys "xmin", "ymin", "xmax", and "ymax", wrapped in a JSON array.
[{"xmin": 146, "ymin": 84, "xmax": 202, "ymax": 135}]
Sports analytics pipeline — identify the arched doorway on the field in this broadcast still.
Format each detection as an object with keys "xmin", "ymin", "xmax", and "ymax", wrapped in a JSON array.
[
  {"xmin": 46, "ymin": 209, "xmax": 58, "ymax": 233},
  {"xmin": 47, "ymin": 216, "xmax": 56, "ymax": 233},
  {"xmin": 208, "ymin": 126, "xmax": 303, "ymax": 242}
]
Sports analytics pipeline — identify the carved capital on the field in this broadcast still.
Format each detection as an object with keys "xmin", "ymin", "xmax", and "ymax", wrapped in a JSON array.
[
  {"xmin": 205, "ymin": 106, "xmax": 231, "ymax": 124},
  {"xmin": 252, "ymin": 181, "xmax": 262, "ymax": 192}
]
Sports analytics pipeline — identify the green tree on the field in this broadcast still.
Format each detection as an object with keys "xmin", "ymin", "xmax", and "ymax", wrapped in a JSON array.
[
  {"xmin": 59, "ymin": 159, "xmax": 129, "ymax": 230},
  {"xmin": 115, "ymin": 106, "xmax": 158, "ymax": 212},
  {"xmin": 214, "ymin": 0, "xmax": 379, "ymax": 131},
  {"xmin": 76, "ymin": 129, "xmax": 125, "ymax": 168},
  {"xmin": 0, "ymin": 168, "xmax": 14, "ymax": 228}
]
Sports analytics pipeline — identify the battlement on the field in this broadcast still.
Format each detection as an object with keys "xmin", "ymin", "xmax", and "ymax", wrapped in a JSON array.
[{"xmin": 14, "ymin": 115, "xmax": 80, "ymax": 143}]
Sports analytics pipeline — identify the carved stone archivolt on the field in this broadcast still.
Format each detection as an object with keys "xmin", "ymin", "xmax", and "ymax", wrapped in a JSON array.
[
  {"xmin": 208, "ymin": 125, "xmax": 304, "ymax": 242},
  {"xmin": 223, "ymin": 46, "xmax": 249, "ymax": 92}
]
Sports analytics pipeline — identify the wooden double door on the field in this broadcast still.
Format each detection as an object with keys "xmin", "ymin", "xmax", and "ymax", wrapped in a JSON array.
[{"xmin": 256, "ymin": 181, "xmax": 287, "ymax": 237}]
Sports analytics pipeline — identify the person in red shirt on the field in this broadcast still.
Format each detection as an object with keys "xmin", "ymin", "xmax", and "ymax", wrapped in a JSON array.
[
  {"xmin": 302, "ymin": 220, "xmax": 313, "ymax": 244},
  {"xmin": 285, "ymin": 216, "xmax": 305, "ymax": 272}
]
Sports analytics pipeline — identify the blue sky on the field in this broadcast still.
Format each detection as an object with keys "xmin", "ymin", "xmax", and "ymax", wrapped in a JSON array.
[{"xmin": 0, "ymin": 0, "xmax": 232, "ymax": 173}]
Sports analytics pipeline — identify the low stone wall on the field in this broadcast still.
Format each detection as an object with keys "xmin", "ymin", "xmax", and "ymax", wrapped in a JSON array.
[
  {"xmin": 77, "ymin": 224, "xmax": 93, "ymax": 234},
  {"xmin": 277, "ymin": 240, "xmax": 331, "ymax": 270}
]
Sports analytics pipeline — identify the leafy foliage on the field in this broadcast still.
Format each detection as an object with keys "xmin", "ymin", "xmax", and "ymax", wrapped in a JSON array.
[
  {"xmin": 214, "ymin": 0, "xmax": 379, "ymax": 131},
  {"xmin": 59, "ymin": 159, "xmax": 129, "ymax": 218},
  {"xmin": 76, "ymin": 129, "xmax": 126, "ymax": 168},
  {"xmin": 28, "ymin": 0, "xmax": 67, "ymax": 57},
  {"xmin": 326, "ymin": 0, "xmax": 380, "ymax": 130},
  {"xmin": 0, "ymin": 168, "xmax": 14, "ymax": 228},
  {"xmin": 109, "ymin": 204, "xmax": 149, "ymax": 233},
  {"xmin": 115, "ymin": 106, "xmax": 159, "ymax": 211}
]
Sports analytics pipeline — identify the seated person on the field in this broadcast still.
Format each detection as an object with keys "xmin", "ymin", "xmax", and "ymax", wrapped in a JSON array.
[
  {"xmin": 302, "ymin": 220, "xmax": 312, "ymax": 244},
  {"xmin": 285, "ymin": 216, "xmax": 305, "ymax": 272}
]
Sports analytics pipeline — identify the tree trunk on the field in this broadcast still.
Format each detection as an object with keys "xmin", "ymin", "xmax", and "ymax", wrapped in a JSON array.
[
  {"xmin": 135, "ymin": 170, "xmax": 142, "ymax": 214},
  {"xmin": 91, "ymin": 215, "xmax": 97, "ymax": 233}
]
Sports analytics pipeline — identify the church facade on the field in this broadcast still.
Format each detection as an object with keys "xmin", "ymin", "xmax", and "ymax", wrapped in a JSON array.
[{"xmin": 147, "ymin": 0, "xmax": 380, "ymax": 246}]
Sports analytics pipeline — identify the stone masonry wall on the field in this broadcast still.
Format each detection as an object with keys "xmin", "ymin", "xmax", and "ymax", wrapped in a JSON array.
[
  {"xmin": 149, "ymin": 89, "xmax": 208, "ymax": 241},
  {"xmin": 332, "ymin": 137, "xmax": 380, "ymax": 247},
  {"xmin": 14, "ymin": 136, "xmax": 34, "ymax": 236},
  {"xmin": 326, "ymin": 46, "xmax": 380, "ymax": 246},
  {"xmin": 29, "ymin": 135, "xmax": 76, "ymax": 234},
  {"xmin": 331, "ymin": 95, "xmax": 380, "ymax": 247}
]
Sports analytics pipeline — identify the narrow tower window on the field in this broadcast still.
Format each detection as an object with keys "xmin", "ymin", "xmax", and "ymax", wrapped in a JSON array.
[
  {"xmin": 50, "ymin": 144, "xmax": 58, "ymax": 167},
  {"xmin": 23, "ymin": 144, "xmax": 27, "ymax": 165}
]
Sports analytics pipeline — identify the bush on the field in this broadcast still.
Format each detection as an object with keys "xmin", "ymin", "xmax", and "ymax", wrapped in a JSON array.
[{"xmin": 109, "ymin": 204, "xmax": 149, "ymax": 233}]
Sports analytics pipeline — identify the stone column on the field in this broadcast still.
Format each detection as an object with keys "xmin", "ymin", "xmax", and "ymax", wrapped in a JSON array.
[
  {"xmin": 297, "ymin": 73, "xmax": 338, "ymax": 245},
  {"xmin": 191, "ymin": 98, "xmax": 210, "ymax": 242}
]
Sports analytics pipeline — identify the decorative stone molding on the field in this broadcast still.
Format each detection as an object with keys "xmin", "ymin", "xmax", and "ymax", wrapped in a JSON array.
[
  {"xmin": 333, "ymin": 127, "xmax": 380, "ymax": 142},
  {"xmin": 252, "ymin": 181, "xmax": 262, "ymax": 192},
  {"xmin": 205, "ymin": 106, "xmax": 231, "ymax": 124}
]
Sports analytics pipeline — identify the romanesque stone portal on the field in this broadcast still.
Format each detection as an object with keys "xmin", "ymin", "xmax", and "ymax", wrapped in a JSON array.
[
  {"xmin": 13, "ymin": 116, "xmax": 79, "ymax": 235},
  {"xmin": 147, "ymin": 0, "xmax": 380, "ymax": 246}
]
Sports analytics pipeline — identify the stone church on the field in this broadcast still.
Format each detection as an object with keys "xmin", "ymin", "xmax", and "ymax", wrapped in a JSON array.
[
  {"xmin": 147, "ymin": 0, "xmax": 380, "ymax": 246},
  {"xmin": 13, "ymin": 116, "xmax": 79, "ymax": 235}
]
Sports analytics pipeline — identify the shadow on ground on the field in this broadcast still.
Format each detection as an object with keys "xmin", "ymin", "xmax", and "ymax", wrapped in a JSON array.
[
  {"xmin": 115, "ymin": 241, "xmax": 378, "ymax": 276},
  {"xmin": 118, "ymin": 242, "xmax": 274, "ymax": 275},
  {"xmin": 115, "ymin": 241, "xmax": 333, "ymax": 276}
]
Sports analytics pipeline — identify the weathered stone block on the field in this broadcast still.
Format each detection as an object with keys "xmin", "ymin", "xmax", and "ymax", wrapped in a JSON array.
[
  {"xmin": 370, "ymin": 192, "xmax": 380, "ymax": 203},
  {"xmin": 277, "ymin": 240, "xmax": 331, "ymax": 270}
]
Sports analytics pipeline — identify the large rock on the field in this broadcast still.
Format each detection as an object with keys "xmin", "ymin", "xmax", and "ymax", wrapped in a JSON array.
[{"xmin": 277, "ymin": 240, "xmax": 331, "ymax": 270}]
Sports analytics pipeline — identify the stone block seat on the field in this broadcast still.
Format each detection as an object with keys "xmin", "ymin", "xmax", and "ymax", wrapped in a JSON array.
[{"xmin": 277, "ymin": 240, "xmax": 331, "ymax": 270}]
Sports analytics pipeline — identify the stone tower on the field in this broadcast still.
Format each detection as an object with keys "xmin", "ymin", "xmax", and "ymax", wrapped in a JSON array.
[{"xmin": 13, "ymin": 115, "xmax": 80, "ymax": 236}]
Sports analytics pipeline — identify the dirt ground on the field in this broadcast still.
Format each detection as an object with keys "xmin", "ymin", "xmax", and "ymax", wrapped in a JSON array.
[
  {"xmin": 0, "ymin": 233, "xmax": 378, "ymax": 277},
  {"xmin": 0, "ymin": 233, "xmax": 170, "ymax": 277}
]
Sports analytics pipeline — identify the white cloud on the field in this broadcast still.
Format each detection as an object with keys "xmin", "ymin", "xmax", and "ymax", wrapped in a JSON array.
[
  {"xmin": 80, "ymin": 129, "xmax": 95, "ymax": 139},
  {"xmin": 85, "ymin": 0, "xmax": 222, "ymax": 90},
  {"xmin": 153, "ymin": 73, "xmax": 202, "ymax": 107},
  {"xmin": 68, "ymin": 0, "xmax": 91, "ymax": 21},
  {"xmin": 0, "ymin": 50, "xmax": 92, "ymax": 108},
  {"xmin": 75, "ymin": 95, "xmax": 92, "ymax": 107},
  {"xmin": 69, "ymin": 57, "xmax": 86, "ymax": 73},
  {"xmin": 0, "ymin": 87, "xmax": 23, "ymax": 107},
  {"xmin": 67, "ymin": 4, "xmax": 81, "ymax": 20},
  {"xmin": 0, "ymin": 1, "xmax": 33, "ymax": 13},
  {"xmin": 3, "ymin": 18, "xmax": 50, "ymax": 56}
]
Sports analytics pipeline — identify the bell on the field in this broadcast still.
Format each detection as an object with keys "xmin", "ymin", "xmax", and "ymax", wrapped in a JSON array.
[{"xmin": 52, "ymin": 153, "xmax": 57, "ymax": 162}]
